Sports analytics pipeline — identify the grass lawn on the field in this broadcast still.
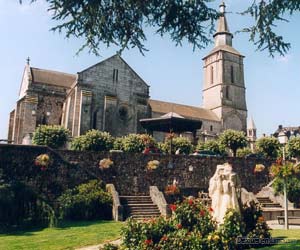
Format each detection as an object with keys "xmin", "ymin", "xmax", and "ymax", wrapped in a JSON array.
[
  {"xmin": 0, "ymin": 220, "xmax": 123, "ymax": 250},
  {"xmin": 258, "ymin": 229, "xmax": 300, "ymax": 250}
]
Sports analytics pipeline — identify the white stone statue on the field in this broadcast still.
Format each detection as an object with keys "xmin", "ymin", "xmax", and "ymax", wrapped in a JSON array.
[{"xmin": 208, "ymin": 163, "xmax": 240, "ymax": 224}]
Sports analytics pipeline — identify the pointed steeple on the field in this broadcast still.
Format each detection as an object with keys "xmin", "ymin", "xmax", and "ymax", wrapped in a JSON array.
[
  {"xmin": 213, "ymin": 2, "xmax": 233, "ymax": 47},
  {"xmin": 248, "ymin": 117, "xmax": 256, "ymax": 130}
]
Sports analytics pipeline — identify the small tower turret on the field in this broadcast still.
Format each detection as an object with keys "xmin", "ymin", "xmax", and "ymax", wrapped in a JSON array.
[{"xmin": 247, "ymin": 117, "xmax": 257, "ymax": 151}]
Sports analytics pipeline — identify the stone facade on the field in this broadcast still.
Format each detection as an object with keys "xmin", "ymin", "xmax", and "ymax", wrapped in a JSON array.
[
  {"xmin": 8, "ymin": 3, "xmax": 249, "ymax": 144},
  {"xmin": 73, "ymin": 56, "xmax": 150, "ymax": 137}
]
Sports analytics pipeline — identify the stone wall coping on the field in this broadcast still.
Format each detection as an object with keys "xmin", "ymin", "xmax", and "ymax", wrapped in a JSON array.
[
  {"xmin": 106, "ymin": 184, "xmax": 123, "ymax": 221},
  {"xmin": 150, "ymin": 186, "xmax": 170, "ymax": 217}
]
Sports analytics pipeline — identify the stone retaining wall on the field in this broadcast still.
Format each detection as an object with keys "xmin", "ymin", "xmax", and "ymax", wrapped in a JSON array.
[{"xmin": 0, "ymin": 144, "xmax": 272, "ymax": 198}]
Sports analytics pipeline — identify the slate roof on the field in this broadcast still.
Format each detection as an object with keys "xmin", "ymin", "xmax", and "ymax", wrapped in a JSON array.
[
  {"xmin": 203, "ymin": 45, "xmax": 243, "ymax": 59},
  {"xmin": 149, "ymin": 99, "xmax": 220, "ymax": 122},
  {"xmin": 30, "ymin": 67, "xmax": 77, "ymax": 88}
]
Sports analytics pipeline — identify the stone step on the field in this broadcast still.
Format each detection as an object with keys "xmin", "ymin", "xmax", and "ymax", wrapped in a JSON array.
[
  {"xmin": 121, "ymin": 200, "xmax": 153, "ymax": 203},
  {"xmin": 130, "ymin": 214, "xmax": 160, "ymax": 219},
  {"xmin": 123, "ymin": 203, "xmax": 157, "ymax": 208},
  {"xmin": 130, "ymin": 211, "xmax": 161, "ymax": 215},
  {"xmin": 257, "ymin": 197, "xmax": 272, "ymax": 201},
  {"xmin": 261, "ymin": 203, "xmax": 282, "ymax": 208},
  {"xmin": 120, "ymin": 196, "xmax": 152, "ymax": 200},
  {"xmin": 129, "ymin": 210, "xmax": 160, "ymax": 214},
  {"xmin": 125, "ymin": 200, "xmax": 153, "ymax": 204},
  {"xmin": 120, "ymin": 195, "xmax": 161, "ymax": 220}
]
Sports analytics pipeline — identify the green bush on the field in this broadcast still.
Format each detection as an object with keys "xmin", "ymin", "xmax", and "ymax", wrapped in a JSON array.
[
  {"xmin": 32, "ymin": 125, "xmax": 70, "ymax": 149},
  {"xmin": 71, "ymin": 130, "xmax": 114, "ymax": 151},
  {"xmin": 236, "ymin": 147, "xmax": 253, "ymax": 157},
  {"xmin": 273, "ymin": 176, "xmax": 300, "ymax": 206},
  {"xmin": 256, "ymin": 137, "xmax": 280, "ymax": 159},
  {"xmin": 219, "ymin": 129, "xmax": 248, "ymax": 157},
  {"xmin": 163, "ymin": 137, "xmax": 194, "ymax": 154},
  {"xmin": 0, "ymin": 176, "xmax": 55, "ymax": 230},
  {"xmin": 287, "ymin": 137, "xmax": 300, "ymax": 160},
  {"xmin": 57, "ymin": 180, "xmax": 112, "ymax": 220},
  {"xmin": 113, "ymin": 137, "xmax": 124, "ymax": 150},
  {"xmin": 121, "ymin": 198, "xmax": 270, "ymax": 250},
  {"xmin": 197, "ymin": 140, "xmax": 226, "ymax": 155},
  {"xmin": 121, "ymin": 134, "xmax": 156, "ymax": 153}
]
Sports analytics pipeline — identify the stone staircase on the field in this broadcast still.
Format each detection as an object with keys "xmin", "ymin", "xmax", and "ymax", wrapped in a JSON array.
[
  {"xmin": 256, "ymin": 197, "xmax": 282, "ymax": 208},
  {"xmin": 120, "ymin": 195, "xmax": 161, "ymax": 220}
]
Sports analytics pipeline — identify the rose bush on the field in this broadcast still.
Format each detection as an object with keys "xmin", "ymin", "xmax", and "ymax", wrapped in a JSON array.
[{"xmin": 120, "ymin": 198, "xmax": 270, "ymax": 250}]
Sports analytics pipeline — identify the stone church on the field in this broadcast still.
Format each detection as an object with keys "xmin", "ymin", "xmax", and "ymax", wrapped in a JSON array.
[{"xmin": 8, "ymin": 2, "xmax": 250, "ymax": 145}]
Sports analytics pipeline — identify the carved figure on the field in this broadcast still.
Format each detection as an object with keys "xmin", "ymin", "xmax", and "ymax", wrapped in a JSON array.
[{"xmin": 208, "ymin": 163, "xmax": 241, "ymax": 224}]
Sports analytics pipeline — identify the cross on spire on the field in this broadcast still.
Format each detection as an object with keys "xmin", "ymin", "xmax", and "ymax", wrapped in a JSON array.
[{"xmin": 220, "ymin": 1, "xmax": 226, "ymax": 14}]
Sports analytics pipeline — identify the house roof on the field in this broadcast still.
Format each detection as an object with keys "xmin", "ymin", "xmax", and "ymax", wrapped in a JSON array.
[
  {"xmin": 30, "ymin": 67, "xmax": 77, "ymax": 88},
  {"xmin": 149, "ymin": 99, "xmax": 220, "ymax": 122}
]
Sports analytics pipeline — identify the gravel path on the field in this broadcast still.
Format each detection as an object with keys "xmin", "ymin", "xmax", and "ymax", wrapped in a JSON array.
[{"xmin": 75, "ymin": 238, "xmax": 122, "ymax": 250}]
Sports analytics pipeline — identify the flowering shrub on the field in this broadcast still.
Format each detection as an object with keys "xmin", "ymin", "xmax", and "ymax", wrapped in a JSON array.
[
  {"xmin": 270, "ymin": 159, "xmax": 298, "ymax": 178},
  {"xmin": 121, "ymin": 198, "xmax": 270, "ymax": 250},
  {"xmin": 99, "ymin": 158, "xmax": 114, "ymax": 169},
  {"xmin": 271, "ymin": 159, "xmax": 300, "ymax": 206},
  {"xmin": 147, "ymin": 160, "xmax": 160, "ymax": 171},
  {"xmin": 34, "ymin": 154, "xmax": 52, "ymax": 170},
  {"xmin": 254, "ymin": 164, "xmax": 265, "ymax": 173}
]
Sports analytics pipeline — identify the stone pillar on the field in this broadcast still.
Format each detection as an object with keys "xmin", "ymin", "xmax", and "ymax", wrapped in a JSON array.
[
  {"xmin": 7, "ymin": 110, "xmax": 15, "ymax": 143},
  {"xmin": 22, "ymin": 95, "xmax": 38, "ymax": 142},
  {"xmin": 103, "ymin": 95, "xmax": 117, "ymax": 134},
  {"xmin": 79, "ymin": 89, "xmax": 93, "ymax": 135}
]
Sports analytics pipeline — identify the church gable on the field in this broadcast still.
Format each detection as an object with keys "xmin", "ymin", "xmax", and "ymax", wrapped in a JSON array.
[
  {"xmin": 79, "ymin": 54, "xmax": 149, "ymax": 93},
  {"xmin": 18, "ymin": 65, "xmax": 32, "ymax": 99},
  {"xmin": 76, "ymin": 54, "xmax": 150, "ymax": 137}
]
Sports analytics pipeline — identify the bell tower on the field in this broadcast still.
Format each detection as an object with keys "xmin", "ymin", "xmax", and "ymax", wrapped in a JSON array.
[{"xmin": 202, "ymin": 2, "xmax": 247, "ymax": 132}]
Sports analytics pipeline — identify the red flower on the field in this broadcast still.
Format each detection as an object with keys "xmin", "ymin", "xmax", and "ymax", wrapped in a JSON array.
[
  {"xmin": 176, "ymin": 223, "xmax": 182, "ymax": 229},
  {"xmin": 209, "ymin": 207, "xmax": 213, "ymax": 213},
  {"xmin": 144, "ymin": 239, "xmax": 153, "ymax": 245},
  {"xmin": 169, "ymin": 204, "xmax": 177, "ymax": 212},
  {"xmin": 199, "ymin": 210, "xmax": 205, "ymax": 217},
  {"xmin": 188, "ymin": 199, "xmax": 193, "ymax": 206},
  {"xmin": 161, "ymin": 235, "xmax": 168, "ymax": 241}
]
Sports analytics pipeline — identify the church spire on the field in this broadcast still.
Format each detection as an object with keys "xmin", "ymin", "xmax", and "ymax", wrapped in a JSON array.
[{"xmin": 213, "ymin": 2, "xmax": 233, "ymax": 47}]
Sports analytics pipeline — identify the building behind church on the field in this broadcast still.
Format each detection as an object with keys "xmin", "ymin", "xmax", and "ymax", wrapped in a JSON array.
[{"xmin": 8, "ymin": 2, "xmax": 251, "ymax": 145}]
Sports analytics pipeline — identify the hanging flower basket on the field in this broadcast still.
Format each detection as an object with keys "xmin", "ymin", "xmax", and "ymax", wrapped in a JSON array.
[
  {"xmin": 146, "ymin": 160, "xmax": 160, "ymax": 171},
  {"xmin": 254, "ymin": 164, "xmax": 265, "ymax": 173},
  {"xmin": 99, "ymin": 158, "xmax": 114, "ymax": 170},
  {"xmin": 34, "ymin": 154, "xmax": 52, "ymax": 171}
]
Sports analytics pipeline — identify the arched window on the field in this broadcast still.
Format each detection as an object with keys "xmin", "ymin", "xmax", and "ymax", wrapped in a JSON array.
[
  {"xmin": 210, "ymin": 66, "xmax": 214, "ymax": 84},
  {"xmin": 92, "ymin": 111, "xmax": 97, "ymax": 129},
  {"xmin": 225, "ymin": 86, "xmax": 230, "ymax": 99},
  {"xmin": 230, "ymin": 65, "xmax": 234, "ymax": 83}
]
